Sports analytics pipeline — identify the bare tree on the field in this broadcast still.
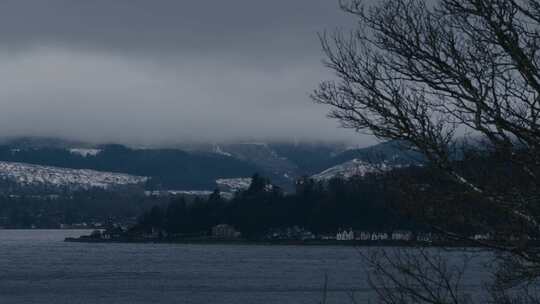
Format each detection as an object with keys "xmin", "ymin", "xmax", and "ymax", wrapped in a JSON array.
[
  {"xmin": 364, "ymin": 247, "xmax": 475, "ymax": 304},
  {"xmin": 313, "ymin": 0, "xmax": 540, "ymax": 302}
]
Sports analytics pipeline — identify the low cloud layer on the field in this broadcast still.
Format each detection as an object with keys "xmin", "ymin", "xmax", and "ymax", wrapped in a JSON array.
[{"xmin": 0, "ymin": 0, "xmax": 370, "ymax": 146}]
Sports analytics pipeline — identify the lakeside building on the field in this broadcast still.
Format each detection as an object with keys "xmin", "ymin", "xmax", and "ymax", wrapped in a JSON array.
[
  {"xmin": 416, "ymin": 232, "xmax": 434, "ymax": 243},
  {"xmin": 265, "ymin": 226, "xmax": 315, "ymax": 241},
  {"xmin": 473, "ymin": 233, "xmax": 493, "ymax": 241},
  {"xmin": 336, "ymin": 229, "xmax": 354, "ymax": 241},
  {"xmin": 354, "ymin": 231, "xmax": 372, "ymax": 241},
  {"xmin": 320, "ymin": 234, "xmax": 337, "ymax": 240},
  {"xmin": 211, "ymin": 224, "xmax": 241, "ymax": 239},
  {"xmin": 371, "ymin": 232, "xmax": 389, "ymax": 241},
  {"xmin": 392, "ymin": 230, "xmax": 413, "ymax": 241},
  {"xmin": 101, "ymin": 226, "xmax": 126, "ymax": 239},
  {"xmin": 338, "ymin": 230, "xmax": 414, "ymax": 242}
]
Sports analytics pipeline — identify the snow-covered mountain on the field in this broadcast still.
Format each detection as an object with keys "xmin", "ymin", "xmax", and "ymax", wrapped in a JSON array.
[
  {"xmin": 0, "ymin": 137, "xmax": 424, "ymax": 191},
  {"xmin": 0, "ymin": 161, "xmax": 148, "ymax": 190},
  {"xmin": 311, "ymin": 159, "xmax": 391, "ymax": 181}
]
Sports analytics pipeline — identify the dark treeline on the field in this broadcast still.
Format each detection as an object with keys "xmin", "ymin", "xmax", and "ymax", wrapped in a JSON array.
[
  {"xmin": 0, "ymin": 189, "xmax": 165, "ymax": 228},
  {"xmin": 134, "ymin": 173, "xmax": 413, "ymax": 238},
  {"xmin": 388, "ymin": 149, "xmax": 540, "ymax": 239},
  {"xmin": 133, "ymin": 150, "xmax": 522, "ymax": 239}
]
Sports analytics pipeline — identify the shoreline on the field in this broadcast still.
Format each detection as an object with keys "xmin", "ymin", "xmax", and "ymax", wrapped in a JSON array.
[{"xmin": 64, "ymin": 236, "xmax": 489, "ymax": 248}]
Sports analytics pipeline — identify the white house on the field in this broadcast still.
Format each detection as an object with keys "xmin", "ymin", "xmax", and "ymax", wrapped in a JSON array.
[
  {"xmin": 336, "ymin": 229, "xmax": 354, "ymax": 241},
  {"xmin": 473, "ymin": 233, "xmax": 492, "ymax": 241},
  {"xmin": 354, "ymin": 231, "xmax": 372, "ymax": 241},
  {"xmin": 371, "ymin": 232, "xmax": 389, "ymax": 241},
  {"xmin": 416, "ymin": 232, "xmax": 433, "ymax": 243},
  {"xmin": 212, "ymin": 224, "xmax": 241, "ymax": 239},
  {"xmin": 391, "ymin": 230, "xmax": 413, "ymax": 241}
]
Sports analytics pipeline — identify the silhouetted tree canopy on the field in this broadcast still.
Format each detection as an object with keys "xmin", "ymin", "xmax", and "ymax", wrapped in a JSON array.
[{"xmin": 313, "ymin": 0, "xmax": 540, "ymax": 301}]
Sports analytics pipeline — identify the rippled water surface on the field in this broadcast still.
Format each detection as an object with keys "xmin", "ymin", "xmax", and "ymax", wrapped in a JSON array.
[{"xmin": 0, "ymin": 230, "xmax": 489, "ymax": 303}]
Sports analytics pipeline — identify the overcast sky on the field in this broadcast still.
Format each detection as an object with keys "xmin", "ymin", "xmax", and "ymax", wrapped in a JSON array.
[{"xmin": 0, "ymin": 0, "xmax": 372, "ymax": 146}]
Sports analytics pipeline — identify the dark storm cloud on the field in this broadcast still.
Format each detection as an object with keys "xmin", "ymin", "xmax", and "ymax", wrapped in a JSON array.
[{"xmin": 0, "ymin": 0, "xmax": 371, "ymax": 145}]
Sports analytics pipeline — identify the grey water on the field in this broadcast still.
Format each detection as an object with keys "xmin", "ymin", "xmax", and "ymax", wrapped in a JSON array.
[{"xmin": 0, "ymin": 230, "xmax": 491, "ymax": 304}]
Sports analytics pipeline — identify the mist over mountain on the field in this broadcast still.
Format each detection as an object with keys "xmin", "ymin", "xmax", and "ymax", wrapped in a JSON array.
[
  {"xmin": 0, "ymin": 0, "xmax": 372, "ymax": 146},
  {"xmin": 0, "ymin": 136, "xmax": 420, "ymax": 192}
]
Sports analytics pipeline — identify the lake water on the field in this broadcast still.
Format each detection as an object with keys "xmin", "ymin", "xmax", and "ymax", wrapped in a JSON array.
[{"xmin": 0, "ymin": 230, "xmax": 490, "ymax": 303}]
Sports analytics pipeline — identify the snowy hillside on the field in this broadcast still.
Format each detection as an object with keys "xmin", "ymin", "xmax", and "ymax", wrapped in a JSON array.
[
  {"xmin": 69, "ymin": 148, "xmax": 101, "ymax": 157},
  {"xmin": 216, "ymin": 177, "xmax": 252, "ymax": 192},
  {"xmin": 311, "ymin": 159, "xmax": 390, "ymax": 181},
  {"xmin": 144, "ymin": 190, "xmax": 214, "ymax": 197},
  {"xmin": 0, "ymin": 161, "xmax": 148, "ymax": 190},
  {"xmin": 215, "ymin": 143, "xmax": 298, "ymax": 182}
]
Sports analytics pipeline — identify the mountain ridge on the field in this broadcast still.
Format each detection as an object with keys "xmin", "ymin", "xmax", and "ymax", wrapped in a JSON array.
[{"xmin": 0, "ymin": 137, "xmax": 423, "ymax": 192}]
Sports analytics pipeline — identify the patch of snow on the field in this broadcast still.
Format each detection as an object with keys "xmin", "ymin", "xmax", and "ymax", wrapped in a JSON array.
[
  {"xmin": 144, "ymin": 190, "xmax": 214, "ymax": 197},
  {"xmin": 213, "ymin": 145, "xmax": 232, "ymax": 157},
  {"xmin": 0, "ymin": 161, "xmax": 147, "ymax": 190},
  {"xmin": 69, "ymin": 148, "xmax": 102, "ymax": 157},
  {"xmin": 238, "ymin": 142, "xmax": 268, "ymax": 147},
  {"xmin": 144, "ymin": 189, "xmax": 235, "ymax": 200},
  {"xmin": 216, "ymin": 177, "xmax": 252, "ymax": 193},
  {"xmin": 311, "ymin": 159, "xmax": 391, "ymax": 181}
]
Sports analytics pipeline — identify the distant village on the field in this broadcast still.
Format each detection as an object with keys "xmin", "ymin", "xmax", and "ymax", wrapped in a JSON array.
[{"xmin": 69, "ymin": 223, "xmax": 503, "ymax": 245}]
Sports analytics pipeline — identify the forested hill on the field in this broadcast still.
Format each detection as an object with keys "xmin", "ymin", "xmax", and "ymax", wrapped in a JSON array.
[
  {"xmin": 0, "ymin": 145, "xmax": 258, "ymax": 190},
  {"xmin": 0, "ymin": 138, "xmax": 426, "ymax": 191}
]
